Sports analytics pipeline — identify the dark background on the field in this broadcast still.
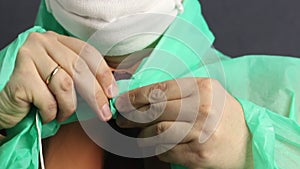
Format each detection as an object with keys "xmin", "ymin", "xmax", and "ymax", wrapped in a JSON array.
[{"xmin": 1, "ymin": 0, "xmax": 300, "ymax": 58}]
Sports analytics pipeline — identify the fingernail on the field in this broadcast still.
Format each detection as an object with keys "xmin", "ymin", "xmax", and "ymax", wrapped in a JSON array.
[
  {"xmin": 107, "ymin": 82, "xmax": 118, "ymax": 97},
  {"xmin": 101, "ymin": 104, "xmax": 112, "ymax": 121}
]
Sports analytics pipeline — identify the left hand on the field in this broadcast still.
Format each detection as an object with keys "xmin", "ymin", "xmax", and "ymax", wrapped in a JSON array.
[{"xmin": 115, "ymin": 78, "xmax": 253, "ymax": 169}]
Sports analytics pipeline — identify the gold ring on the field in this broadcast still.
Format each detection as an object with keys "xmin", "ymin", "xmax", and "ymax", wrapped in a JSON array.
[{"xmin": 46, "ymin": 65, "xmax": 61, "ymax": 85}]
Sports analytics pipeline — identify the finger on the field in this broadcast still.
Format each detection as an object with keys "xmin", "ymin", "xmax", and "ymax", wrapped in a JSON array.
[
  {"xmin": 116, "ymin": 82, "xmax": 213, "ymax": 128},
  {"xmin": 47, "ymin": 68, "xmax": 77, "ymax": 122},
  {"xmin": 116, "ymin": 97, "xmax": 200, "ymax": 128},
  {"xmin": 24, "ymin": 61, "xmax": 58, "ymax": 123},
  {"xmin": 32, "ymin": 81, "xmax": 58, "ymax": 123},
  {"xmin": 23, "ymin": 38, "xmax": 59, "ymax": 81},
  {"xmin": 49, "ymin": 34, "xmax": 113, "ymax": 121},
  {"xmin": 22, "ymin": 42, "xmax": 77, "ymax": 122},
  {"xmin": 14, "ymin": 48, "xmax": 58, "ymax": 123},
  {"xmin": 50, "ymin": 32, "xmax": 118, "ymax": 98},
  {"xmin": 34, "ymin": 32, "xmax": 112, "ymax": 121},
  {"xmin": 156, "ymin": 144, "xmax": 197, "ymax": 169},
  {"xmin": 137, "ymin": 121, "xmax": 195, "ymax": 147},
  {"xmin": 115, "ymin": 78, "xmax": 199, "ymax": 113},
  {"xmin": 72, "ymin": 61, "xmax": 112, "ymax": 121}
]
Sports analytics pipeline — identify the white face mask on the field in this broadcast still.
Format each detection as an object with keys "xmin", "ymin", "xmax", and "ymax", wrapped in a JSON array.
[{"xmin": 45, "ymin": 0, "xmax": 184, "ymax": 56}]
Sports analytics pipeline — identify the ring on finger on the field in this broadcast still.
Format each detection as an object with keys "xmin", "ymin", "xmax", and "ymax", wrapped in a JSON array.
[{"xmin": 46, "ymin": 65, "xmax": 61, "ymax": 85}]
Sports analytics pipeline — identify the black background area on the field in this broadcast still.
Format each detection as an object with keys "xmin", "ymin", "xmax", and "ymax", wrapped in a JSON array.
[{"xmin": 1, "ymin": 0, "xmax": 300, "ymax": 58}]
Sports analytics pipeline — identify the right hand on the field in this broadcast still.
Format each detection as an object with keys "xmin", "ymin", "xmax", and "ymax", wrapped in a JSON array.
[{"xmin": 0, "ymin": 31, "xmax": 117, "ymax": 129}]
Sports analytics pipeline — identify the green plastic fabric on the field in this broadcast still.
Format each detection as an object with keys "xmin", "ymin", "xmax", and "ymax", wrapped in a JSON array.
[
  {"xmin": 0, "ymin": 0, "xmax": 299, "ymax": 169},
  {"xmin": 0, "ymin": 27, "xmax": 46, "ymax": 169}
]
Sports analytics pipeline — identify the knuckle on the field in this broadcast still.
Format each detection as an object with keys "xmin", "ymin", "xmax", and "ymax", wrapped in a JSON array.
[
  {"xmin": 82, "ymin": 43, "xmax": 97, "ymax": 55},
  {"xmin": 16, "ymin": 47, "xmax": 36, "ymax": 70},
  {"xmin": 96, "ymin": 67, "xmax": 111, "ymax": 80},
  {"xmin": 156, "ymin": 122, "xmax": 167, "ymax": 135},
  {"xmin": 81, "ymin": 43, "xmax": 104, "ymax": 60},
  {"xmin": 195, "ymin": 149, "xmax": 212, "ymax": 162},
  {"xmin": 149, "ymin": 88, "xmax": 166, "ymax": 103},
  {"xmin": 129, "ymin": 92, "xmax": 136, "ymax": 106},
  {"xmin": 27, "ymin": 32, "xmax": 44, "ymax": 42},
  {"xmin": 198, "ymin": 78, "xmax": 213, "ymax": 92},
  {"xmin": 60, "ymin": 75, "xmax": 73, "ymax": 92},
  {"xmin": 147, "ymin": 82, "xmax": 168, "ymax": 102},
  {"xmin": 148, "ymin": 102, "xmax": 164, "ymax": 120},
  {"xmin": 65, "ymin": 103, "xmax": 76, "ymax": 116},
  {"xmin": 189, "ymin": 143, "xmax": 212, "ymax": 163},
  {"xmin": 18, "ymin": 46, "xmax": 31, "ymax": 58},
  {"xmin": 155, "ymin": 82, "xmax": 168, "ymax": 91},
  {"xmin": 152, "ymin": 82, "xmax": 168, "ymax": 93},
  {"xmin": 43, "ymin": 101, "xmax": 57, "ymax": 122},
  {"xmin": 80, "ymin": 43, "xmax": 102, "ymax": 61},
  {"xmin": 72, "ymin": 58, "xmax": 88, "ymax": 76},
  {"xmin": 44, "ymin": 31, "xmax": 57, "ymax": 37},
  {"xmin": 47, "ymin": 101, "xmax": 58, "ymax": 113},
  {"xmin": 198, "ymin": 104, "xmax": 212, "ymax": 117}
]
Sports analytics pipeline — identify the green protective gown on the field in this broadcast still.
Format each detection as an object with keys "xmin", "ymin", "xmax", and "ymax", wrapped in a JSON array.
[{"xmin": 0, "ymin": 0, "xmax": 299, "ymax": 169}]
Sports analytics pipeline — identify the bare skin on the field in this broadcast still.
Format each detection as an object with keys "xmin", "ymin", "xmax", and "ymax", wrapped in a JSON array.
[
  {"xmin": 0, "ymin": 31, "xmax": 253, "ymax": 168},
  {"xmin": 116, "ymin": 78, "xmax": 253, "ymax": 169},
  {"xmin": 0, "ymin": 31, "xmax": 118, "ymax": 130}
]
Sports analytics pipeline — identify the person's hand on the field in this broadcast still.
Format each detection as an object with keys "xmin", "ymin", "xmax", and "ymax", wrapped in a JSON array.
[
  {"xmin": 0, "ymin": 31, "xmax": 117, "ymax": 129},
  {"xmin": 115, "ymin": 78, "xmax": 253, "ymax": 169}
]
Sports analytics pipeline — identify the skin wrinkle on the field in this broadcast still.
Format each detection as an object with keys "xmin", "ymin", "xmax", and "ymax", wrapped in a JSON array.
[{"xmin": 1, "ymin": 1, "xmax": 253, "ymax": 168}]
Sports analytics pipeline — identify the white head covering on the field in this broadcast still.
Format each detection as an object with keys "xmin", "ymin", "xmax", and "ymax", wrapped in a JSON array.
[{"xmin": 45, "ymin": 0, "xmax": 184, "ymax": 56}]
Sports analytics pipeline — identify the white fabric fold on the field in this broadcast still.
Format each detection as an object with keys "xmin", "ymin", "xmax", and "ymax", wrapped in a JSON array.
[{"xmin": 45, "ymin": 0, "xmax": 184, "ymax": 56}]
